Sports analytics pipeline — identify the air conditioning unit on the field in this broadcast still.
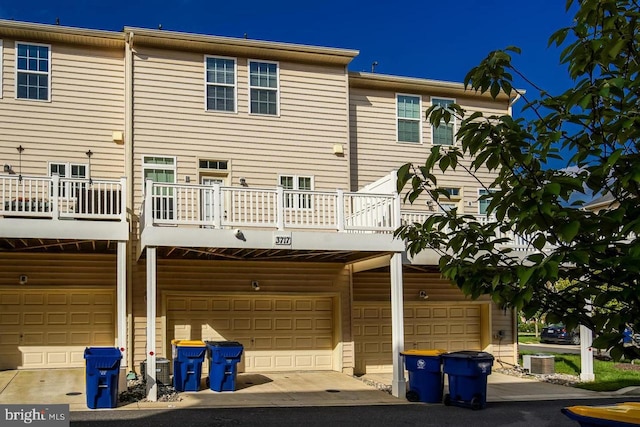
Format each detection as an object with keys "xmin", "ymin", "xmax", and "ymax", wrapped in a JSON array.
[{"xmin": 522, "ymin": 354, "xmax": 555, "ymax": 374}]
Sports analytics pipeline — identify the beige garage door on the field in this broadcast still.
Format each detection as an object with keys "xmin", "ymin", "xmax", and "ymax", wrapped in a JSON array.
[
  {"xmin": 166, "ymin": 295, "xmax": 334, "ymax": 372},
  {"xmin": 0, "ymin": 289, "xmax": 115, "ymax": 370},
  {"xmin": 353, "ymin": 302, "xmax": 483, "ymax": 374}
]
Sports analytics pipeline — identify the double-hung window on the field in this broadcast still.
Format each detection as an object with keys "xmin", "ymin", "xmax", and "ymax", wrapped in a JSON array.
[
  {"xmin": 0, "ymin": 40, "xmax": 3, "ymax": 98},
  {"xmin": 205, "ymin": 56, "xmax": 236, "ymax": 112},
  {"xmin": 279, "ymin": 175, "xmax": 312, "ymax": 209},
  {"xmin": 437, "ymin": 187, "xmax": 461, "ymax": 212},
  {"xmin": 249, "ymin": 61, "xmax": 278, "ymax": 115},
  {"xmin": 397, "ymin": 94, "xmax": 421, "ymax": 143},
  {"xmin": 478, "ymin": 188, "xmax": 496, "ymax": 216},
  {"xmin": 49, "ymin": 162, "xmax": 88, "ymax": 198},
  {"xmin": 431, "ymin": 98, "xmax": 455, "ymax": 145},
  {"xmin": 143, "ymin": 156, "xmax": 177, "ymax": 220},
  {"xmin": 16, "ymin": 42, "xmax": 51, "ymax": 101}
]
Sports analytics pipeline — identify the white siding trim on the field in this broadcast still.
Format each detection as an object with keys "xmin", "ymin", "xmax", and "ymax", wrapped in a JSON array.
[{"xmin": 14, "ymin": 40, "xmax": 52, "ymax": 103}]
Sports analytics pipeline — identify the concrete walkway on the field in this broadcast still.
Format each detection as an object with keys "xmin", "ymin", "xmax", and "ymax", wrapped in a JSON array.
[{"xmin": 1, "ymin": 368, "xmax": 637, "ymax": 412}]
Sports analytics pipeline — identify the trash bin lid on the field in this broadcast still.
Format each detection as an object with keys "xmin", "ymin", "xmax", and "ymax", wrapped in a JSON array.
[
  {"xmin": 206, "ymin": 340, "xmax": 243, "ymax": 347},
  {"xmin": 175, "ymin": 340, "xmax": 206, "ymax": 347},
  {"xmin": 563, "ymin": 402, "xmax": 640, "ymax": 425},
  {"xmin": 401, "ymin": 349, "xmax": 447, "ymax": 357},
  {"xmin": 442, "ymin": 351, "xmax": 494, "ymax": 360}
]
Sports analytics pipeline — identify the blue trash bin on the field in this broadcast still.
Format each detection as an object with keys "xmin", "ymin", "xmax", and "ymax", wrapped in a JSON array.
[
  {"xmin": 172, "ymin": 340, "xmax": 206, "ymax": 392},
  {"xmin": 442, "ymin": 351, "xmax": 494, "ymax": 410},
  {"xmin": 84, "ymin": 347, "xmax": 122, "ymax": 409},
  {"xmin": 205, "ymin": 341, "xmax": 244, "ymax": 392},
  {"xmin": 401, "ymin": 349, "xmax": 446, "ymax": 403}
]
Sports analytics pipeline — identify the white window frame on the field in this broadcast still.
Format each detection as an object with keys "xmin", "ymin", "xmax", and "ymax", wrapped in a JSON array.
[
  {"xmin": 278, "ymin": 174, "xmax": 314, "ymax": 210},
  {"xmin": 15, "ymin": 41, "xmax": 52, "ymax": 102},
  {"xmin": 48, "ymin": 161, "xmax": 88, "ymax": 197},
  {"xmin": 248, "ymin": 59, "xmax": 280, "ymax": 116},
  {"xmin": 396, "ymin": 93, "xmax": 422, "ymax": 144},
  {"xmin": 430, "ymin": 97, "xmax": 456, "ymax": 146},
  {"xmin": 141, "ymin": 155, "xmax": 177, "ymax": 186},
  {"xmin": 478, "ymin": 188, "xmax": 497, "ymax": 216},
  {"xmin": 0, "ymin": 40, "xmax": 3, "ymax": 99},
  {"xmin": 204, "ymin": 55, "xmax": 237, "ymax": 113}
]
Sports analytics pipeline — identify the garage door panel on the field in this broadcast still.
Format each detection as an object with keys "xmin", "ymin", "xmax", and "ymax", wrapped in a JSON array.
[
  {"xmin": 354, "ymin": 302, "xmax": 483, "ymax": 374},
  {"xmin": 0, "ymin": 289, "xmax": 116, "ymax": 370},
  {"xmin": 168, "ymin": 295, "xmax": 333, "ymax": 372}
]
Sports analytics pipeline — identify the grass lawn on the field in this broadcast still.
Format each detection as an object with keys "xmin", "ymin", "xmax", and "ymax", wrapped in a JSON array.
[
  {"xmin": 518, "ymin": 334, "xmax": 540, "ymax": 344},
  {"xmin": 520, "ymin": 351, "xmax": 640, "ymax": 391}
]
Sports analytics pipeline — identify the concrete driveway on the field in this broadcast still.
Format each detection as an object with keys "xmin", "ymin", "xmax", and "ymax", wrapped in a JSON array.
[{"xmin": 1, "ymin": 368, "xmax": 635, "ymax": 412}]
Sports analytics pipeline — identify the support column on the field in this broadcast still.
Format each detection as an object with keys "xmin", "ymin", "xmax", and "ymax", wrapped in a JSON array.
[
  {"xmin": 390, "ymin": 253, "xmax": 406, "ymax": 397},
  {"xmin": 579, "ymin": 325, "xmax": 594, "ymax": 381},
  {"xmin": 146, "ymin": 247, "xmax": 158, "ymax": 401},
  {"xmin": 117, "ymin": 240, "xmax": 127, "ymax": 391}
]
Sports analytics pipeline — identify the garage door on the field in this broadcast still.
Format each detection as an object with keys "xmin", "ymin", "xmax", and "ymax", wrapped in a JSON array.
[
  {"xmin": 353, "ymin": 302, "xmax": 483, "ymax": 374},
  {"xmin": 0, "ymin": 289, "xmax": 115, "ymax": 370},
  {"xmin": 167, "ymin": 295, "xmax": 334, "ymax": 372}
]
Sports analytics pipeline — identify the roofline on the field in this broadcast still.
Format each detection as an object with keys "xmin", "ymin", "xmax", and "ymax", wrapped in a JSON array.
[
  {"xmin": 349, "ymin": 71, "xmax": 525, "ymax": 102},
  {"xmin": 125, "ymin": 27, "xmax": 359, "ymax": 66},
  {"xmin": 0, "ymin": 19, "xmax": 125, "ymax": 48}
]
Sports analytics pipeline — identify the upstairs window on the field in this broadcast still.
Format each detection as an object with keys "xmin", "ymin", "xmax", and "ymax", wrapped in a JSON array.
[
  {"xmin": 249, "ymin": 61, "xmax": 278, "ymax": 115},
  {"xmin": 431, "ymin": 98, "xmax": 455, "ymax": 145},
  {"xmin": 16, "ymin": 42, "xmax": 51, "ymax": 101},
  {"xmin": 397, "ymin": 94, "xmax": 421, "ymax": 143},
  {"xmin": 437, "ymin": 187, "xmax": 461, "ymax": 212},
  {"xmin": 205, "ymin": 56, "xmax": 236, "ymax": 112},
  {"xmin": 0, "ymin": 40, "xmax": 3, "ymax": 98},
  {"xmin": 143, "ymin": 156, "xmax": 176, "ymax": 220},
  {"xmin": 49, "ymin": 162, "xmax": 88, "ymax": 197}
]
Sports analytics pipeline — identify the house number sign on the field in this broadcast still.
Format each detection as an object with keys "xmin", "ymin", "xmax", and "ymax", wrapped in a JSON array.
[{"xmin": 274, "ymin": 235, "xmax": 292, "ymax": 246}]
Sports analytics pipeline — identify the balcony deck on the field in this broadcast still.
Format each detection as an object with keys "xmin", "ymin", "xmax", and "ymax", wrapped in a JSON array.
[
  {"xmin": 0, "ymin": 175, "xmax": 128, "ymax": 242},
  {"xmin": 139, "ymin": 181, "xmax": 405, "ymax": 256}
]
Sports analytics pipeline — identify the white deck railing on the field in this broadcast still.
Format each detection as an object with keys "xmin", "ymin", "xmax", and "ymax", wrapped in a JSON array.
[
  {"xmin": 0, "ymin": 174, "xmax": 126, "ymax": 221},
  {"xmin": 142, "ymin": 181, "xmax": 399, "ymax": 233},
  {"xmin": 401, "ymin": 210, "xmax": 535, "ymax": 251}
]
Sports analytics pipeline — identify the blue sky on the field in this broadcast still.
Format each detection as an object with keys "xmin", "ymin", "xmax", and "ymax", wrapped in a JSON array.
[{"xmin": 0, "ymin": 0, "xmax": 576, "ymax": 118}]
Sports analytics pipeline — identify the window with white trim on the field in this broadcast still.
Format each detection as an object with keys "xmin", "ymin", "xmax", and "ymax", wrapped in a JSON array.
[
  {"xmin": 16, "ymin": 42, "xmax": 51, "ymax": 101},
  {"xmin": 478, "ymin": 188, "xmax": 497, "ymax": 215},
  {"xmin": 279, "ymin": 175, "xmax": 313, "ymax": 209},
  {"xmin": 205, "ymin": 56, "xmax": 236, "ymax": 112},
  {"xmin": 397, "ymin": 94, "xmax": 421, "ymax": 143},
  {"xmin": 431, "ymin": 98, "xmax": 455, "ymax": 145},
  {"xmin": 249, "ymin": 60, "xmax": 278, "ymax": 115},
  {"xmin": 143, "ymin": 156, "xmax": 176, "ymax": 220},
  {"xmin": 0, "ymin": 40, "xmax": 3, "ymax": 99},
  {"xmin": 437, "ymin": 187, "xmax": 461, "ymax": 212},
  {"xmin": 49, "ymin": 162, "xmax": 88, "ymax": 197}
]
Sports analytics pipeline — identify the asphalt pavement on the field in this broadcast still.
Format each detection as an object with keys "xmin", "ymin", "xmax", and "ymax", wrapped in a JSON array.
[{"xmin": 70, "ymin": 397, "xmax": 628, "ymax": 427}]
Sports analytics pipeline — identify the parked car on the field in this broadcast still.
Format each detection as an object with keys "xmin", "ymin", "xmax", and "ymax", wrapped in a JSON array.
[{"xmin": 540, "ymin": 324, "xmax": 580, "ymax": 345}]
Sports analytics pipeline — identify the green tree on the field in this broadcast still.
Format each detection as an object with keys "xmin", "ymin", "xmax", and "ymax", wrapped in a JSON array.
[{"xmin": 396, "ymin": 0, "xmax": 640, "ymax": 360}]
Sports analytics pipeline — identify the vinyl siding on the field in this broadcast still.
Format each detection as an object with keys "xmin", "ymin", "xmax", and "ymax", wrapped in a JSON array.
[
  {"xmin": 0, "ymin": 40, "xmax": 125, "ymax": 178},
  {"xmin": 131, "ymin": 47, "xmax": 350, "ymax": 208},
  {"xmin": 131, "ymin": 260, "xmax": 352, "ymax": 371},
  {"xmin": 349, "ymin": 87, "xmax": 509, "ymax": 214},
  {"xmin": 490, "ymin": 302, "xmax": 517, "ymax": 365}
]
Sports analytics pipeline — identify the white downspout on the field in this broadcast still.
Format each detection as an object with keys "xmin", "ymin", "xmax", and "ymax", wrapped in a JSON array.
[{"xmin": 125, "ymin": 31, "xmax": 135, "ymax": 374}]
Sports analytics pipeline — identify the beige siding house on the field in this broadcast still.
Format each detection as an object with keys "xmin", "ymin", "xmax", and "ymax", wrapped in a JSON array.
[{"xmin": 0, "ymin": 19, "xmax": 520, "ymax": 401}]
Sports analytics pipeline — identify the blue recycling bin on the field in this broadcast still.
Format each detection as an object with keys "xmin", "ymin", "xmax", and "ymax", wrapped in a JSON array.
[
  {"xmin": 172, "ymin": 340, "xmax": 206, "ymax": 391},
  {"xmin": 401, "ymin": 349, "xmax": 446, "ymax": 403},
  {"xmin": 206, "ymin": 341, "xmax": 244, "ymax": 392},
  {"xmin": 83, "ymin": 347, "xmax": 122, "ymax": 409},
  {"xmin": 442, "ymin": 351, "xmax": 494, "ymax": 410}
]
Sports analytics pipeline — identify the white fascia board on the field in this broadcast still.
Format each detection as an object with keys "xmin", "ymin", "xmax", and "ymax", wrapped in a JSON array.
[{"xmin": 0, "ymin": 219, "xmax": 129, "ymax": 240}]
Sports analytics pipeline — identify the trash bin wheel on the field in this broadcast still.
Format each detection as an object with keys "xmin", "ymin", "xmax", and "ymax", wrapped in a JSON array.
[
  {"xmin": 470, "ymin": 395, "xmax": 482, "ymax": 410},
  {"xmin": 443, "ymin": 393, "xmax": 451, "ymax": 406},
  {"xmin": 405, "ymin": 390, "xmax": 420, "ymax": 402}
]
